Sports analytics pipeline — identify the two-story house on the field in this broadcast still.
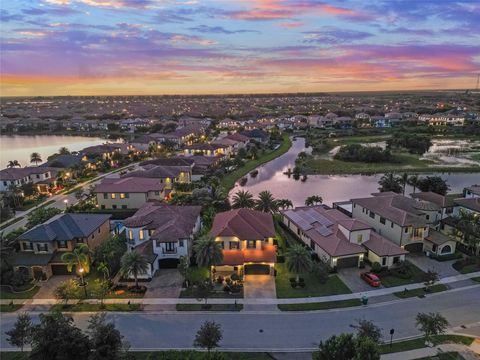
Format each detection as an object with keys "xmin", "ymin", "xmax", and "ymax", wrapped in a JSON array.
[
  {"xmin": 0, "ymin": 167, "xmax": 58, "ymax": 193},
  {"xmin": 93, "ymin": 177, "xmax": 166, "ymax": 209},
  {"xmin": 210, "ymin": 208, "xmax": 276, "ymax": 275},
  {"xmin": 125, "ymin": 164, "xmax": 192, "ymax": 191},
  {"xmin": 281, "ymin": 206, "xmax": 407, "ymax": 270},
  {"xmin": 123, "ymin": 202, "xmax": 202, "ymax": 278},
  {"xmin": 13, "ymin": 213, "xmax": 111, "ymax": 280}
]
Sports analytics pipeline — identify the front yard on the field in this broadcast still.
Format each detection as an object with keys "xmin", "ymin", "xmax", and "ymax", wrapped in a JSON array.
[
  {"xmin": 275, "ymin": 263, "xmax": 351, "ymax": 298},
  {"xmin": 0, "ymin": 284, "xmax": 39, "ymax": 299},
  {"xmin": 393, "ymin": 284, "xmax": 449, "ymax": 298},
  {"xmin": 375, "ymin": 261, "xmax": 426, "ymax": 288},
  {"xmin": 453, "ymin": 256, "xmax": 480, "ymax": 274}
]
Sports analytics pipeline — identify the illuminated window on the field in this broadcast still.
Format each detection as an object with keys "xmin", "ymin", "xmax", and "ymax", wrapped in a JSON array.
[
  {"xmin": 120, "ymin": 193, "xmax": 125, "ymax": 199},
  {"xmin": 111, "ymin": 193, "xmax": 116, "ymax": 199},
  {"xmin": 357, "ymin": 234, "xmax": 363, "ymax": 243},
  {"xmin": 128, "ymin": 230, "xmax": 133, "ymax": 240},
  {"xmin": 139, "ymin": 230, "xmax": 144, "ymax": 240}
]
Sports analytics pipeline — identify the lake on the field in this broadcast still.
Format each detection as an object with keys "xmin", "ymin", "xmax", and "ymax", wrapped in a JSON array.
[
  {"xmin": 231, "ymin": 138, "xmax": 480, "ymax": 206},
  {"xmin": 0, "ymin": 135, "xmax": 114, "ymax": 169}
]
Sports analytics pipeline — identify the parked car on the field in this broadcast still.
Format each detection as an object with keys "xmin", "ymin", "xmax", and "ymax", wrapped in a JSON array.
[{"xmin": 360, "ymin": 272, "xmax": 381, "ymax": 287}]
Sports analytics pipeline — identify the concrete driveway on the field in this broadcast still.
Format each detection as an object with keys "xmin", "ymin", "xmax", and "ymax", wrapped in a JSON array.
[
  {"xmin": 144, "ymin": 269, "xmax": 183, "ymax": 311},
  {"xmin": 407, "ymin": 253, "xmax": 459, "ymax": 278},
  {"xmin": 243, "ymin": 275, "xmax": 277, "ymax": 311},
  {"xmin": 34, "ymin": 275, "xmax": 74, "ymax": 299},
  {"xmin": 337, "ymin": 267, "xmax": 379, "ymax": 293}
]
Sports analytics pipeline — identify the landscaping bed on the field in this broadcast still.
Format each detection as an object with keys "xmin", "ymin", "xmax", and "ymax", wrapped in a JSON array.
[
  {"xmin": 375, "ymin": 261, "xmax": 426, "ymax": 288},
  {"xmin": 176, "ymin": 303, "xmax": 243, "ymax": 311},
  {"xmin": 452, "ymin": 257, "xmax": 480, "ymax": 274},
  {"xmin": 378, "ymin": 335, "xmax": 474, "ymax": 355},
  {"xmin": 278, "ymin": 299, "xmax": 362, "ymax": 311},
  {"xmin": 393, "ymin": 284, "xmax": 448, "ymax": 298},
  {"xmin": 416, "ymin": 352, "xmax": 465, "ymax": 360},
  {"xmin": 50, "ymin": 303, "xmax": 141, "ymax": 312}
]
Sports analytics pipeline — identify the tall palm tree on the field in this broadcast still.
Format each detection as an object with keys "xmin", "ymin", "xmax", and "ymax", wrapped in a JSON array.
[
  {"xmin": 7, "ymin": 160, "xmax": 21, "ymax": 168},
  {"xmin": 193, "ymin": 234, "xmax": 223, "ymax": 283},
  {"xmin": 120, "ymin": 251, "xmax": 149, "ymax": 289},
  {"xmin": 61, "ymin": 244, "xmax": 91, "ymax": 292},
  {"xmin": 400, "ymin": 172, "xmax": 409, "ymax": 196},
  {"xmin": 232, "ymin": 190, "xmax": 255, "ymax": 209},
  {"xmin": 378, "ymin": 173, "xmax": 402, "ymax": 193},
  {"xmin": 305, "ymin": 195, "xmax": 323, "ymax": 206},
  {"xmin": 209, "ymin": 186, "xmax": 229, "ymax": 211},
  {"xmin": 30, "ymin": 152, "xmax": 42, "ymax": 166},
  {"xmin": 408, "ymin": 175, "xmax": 419, "ymax": 194},
  {"xmin": 7, "ymin": 183, "xmax": 22, "ymax": 208},
  {"xmin": 255, "ymin": 190, "xmax": 278, "ymax": 213},
  {"xmin": 285, "ymin": 244, "xmax": 313, "ymax": 283},
  {"xmin": 277, "ymin": 199, "xmax": 293, "ymax": 210},
  {"xmin": 58, "ymin": 147, "xmax": 70, "ymax": 155}
]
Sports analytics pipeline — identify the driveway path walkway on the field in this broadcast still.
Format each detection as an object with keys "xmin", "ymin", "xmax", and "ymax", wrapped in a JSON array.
[
  {"xmin": 407, "ymin": 253, "xmax": 460, "ymax": 278},
  {"xmin": 143, "ymin": 269, "xmax": 182, "ymax": 311},
  {"xmin": 243, "ymin": 275, "xmax": 277, "ymax": 311}
]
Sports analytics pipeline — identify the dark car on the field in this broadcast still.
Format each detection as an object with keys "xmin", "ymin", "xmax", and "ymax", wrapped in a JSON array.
[{"xmin": 360, "ymin": 272, "xmax": 381, "ymax": 287}]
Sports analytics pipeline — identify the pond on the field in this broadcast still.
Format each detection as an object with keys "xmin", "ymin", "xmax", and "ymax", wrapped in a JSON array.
[{"xmin": 230, "ymin": 137, "xmax": 480, "ymax": 206}]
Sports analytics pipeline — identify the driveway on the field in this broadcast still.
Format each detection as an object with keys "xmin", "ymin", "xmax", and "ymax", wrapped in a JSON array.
[
  {"xmin": 144, "ymin": 269, "xmax": 183, "ymax": 311},
  {"xmin": 34, "ymin": 275, "xmax": 73, "ymax": 299},
  {"xmin": 337, "ymin": 266, "xmax": 379, "ymax": 293},
  {"xmin": 243, "ymin": 275, "xmax": 277, "ymax": 311},
  {"xmin": 407, "ymin": 253, "xmax": 459, "ymax": 278}
]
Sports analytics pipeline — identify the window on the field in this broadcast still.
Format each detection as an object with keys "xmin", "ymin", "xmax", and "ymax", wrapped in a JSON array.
[
  {"xmin": 229, "ymin": 242, "xmax": 239, "ymax": 250},
  {"xmin": 154, "ymin": 191, "xmax": 160, "ymax": 195},
  {"xmin": 36, "ymin": 244, "xmax": 48, "ymax": 252},
  {"xmin": 57, "ymin": 240, "xmax": 67, "ymax": 249},
  {"xmin": 393, "ymin": 256, "xmax": 400, "ymax": 264},
  {"xmin": 36, "ymin": 174, "xmax": 40, "ymax": 179},
  {"xmin": 125, "ymin": 193, "xmax": 129, "ymax": 198},
  {"xmin": 121, "ymin": 205, "xmax": 127, "ymax": 209},
  {"xmin": 101, "ymin": 205, "xmax": 106, "ymax": 209},
  {"xmin": 3, "ymin": 181, "xmax": 6, "ymax": 186},
  {"xmin": 112, "ymin": 205, "xmax": 117, "ymax": 209},
  {"xmin": 120, "ymin": 193, "xmax": 126, "ymax": 199},
  {"xmin": 103, "ymin": 193, "xmax": 108, "ymax": 199},
  {"xmin": 77, "ymin": 238, "xmax": 84, "ymax": 243},
  {"xmin": 310, "ymin": 240, "xmax": 316, "ymax": 250},
  {"xmin": 380, "ymin": 217, "xmax": 386, "ymax": 225},
  {"xmin": 426, "ymin": 214, "xmax": 430, "ymax": 220},
  {"xmin": 247, "ymin": 240, "xmax": 256, "ymax": 249},
  {"xmin": 382, "ymin": 257, "xmax": 387, "ymax": 266},
  {"xmin": 404, "ymin": 227, "xmax": 409, "ymax": 233},
  {"xmin": 179, "ymin": 240, "xmax": 184, "ymax": 247},
  {"xmin": 356, "ymin": 234, "xmax": 363, "ymax": 243},
  {"xmin": 23, "ymin": 242, "xmax": 34, "ymax": 251},
  {"xmin": 391, "ymin": 221, "xmax": 394, "ymax": 228},
  {"xmin": 98, "ymin": 228, "xmax": 100, "ymax": 233},
  {"xmin": 128, "ymin": 230, "xmax": 133, "ymax": 240},
  {"xmin": 45, "ymin": 173, "xmax": 49, "ymax": 178},
  {"xmin": 369, "ymin": 211, "xmax": 375, "ymax": 219},
  {"xmin": 111, "ymin": 193, "xmax": 116, "ymax": 199},
  {"xmin": 139, "ymin": 230, "xmax": 144, "ymax": 240}
]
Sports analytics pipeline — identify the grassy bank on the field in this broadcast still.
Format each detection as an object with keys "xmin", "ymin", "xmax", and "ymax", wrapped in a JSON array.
[
  {"xmin": 379, "ymin": 335, "xmax": 474, "ymax": 355},
  {"xmin": 176, "ymin": 303, "xmax": 243, "ymax": 311},
  {"xmin": 393, "ymin": 284, "xmax": 448, "ymax": 298},
  {"xmin": 278, "ymin": 299, "xmax": 362, "ymax": 311},
  {"xmin": 221, "ymin": 134, "xmax": 292, "ymax": 191}
]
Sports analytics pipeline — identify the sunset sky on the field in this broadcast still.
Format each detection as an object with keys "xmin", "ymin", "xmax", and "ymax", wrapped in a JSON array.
[{"xmin": 1, "ymin": 0, "xmax": 479, "ymax": 96}]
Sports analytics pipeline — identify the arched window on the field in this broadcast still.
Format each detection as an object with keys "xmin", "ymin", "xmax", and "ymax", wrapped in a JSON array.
[{"xmin": 441, "ymin": 245, "xmax": 452, "ymax": 254}]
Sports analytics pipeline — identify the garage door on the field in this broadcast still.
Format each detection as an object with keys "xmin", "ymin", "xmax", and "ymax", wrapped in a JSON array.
[
  {"xmin": 244, "ymin": 264, "xmax": 270, "ymax": 275},
  {"xmin": 158, "ymin": 258, "xmax": 179, "ymax": 269},
  {"xmin": 51, "ymin": 264, "xmax": 73, "ymax": 275},
  {"xmin": 404, "ymin": 243, "xmax": 424, "ymax": 253},
  {"xmin": 336, "ymin": 256, "xmax": 359, "ymax": 269}
]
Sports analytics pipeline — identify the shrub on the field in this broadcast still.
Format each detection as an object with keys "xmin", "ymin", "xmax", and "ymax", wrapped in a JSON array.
[
  {"xmin": 230, "ymin": 273, "xmax": 240, "ymax": 282},
  {"xmin": 371, "ymin": 262, "xmax": 383, "ymax": 273},
  {"xmin": 11, "ymin": 270, "xmax": 31, "ymax": 288}
]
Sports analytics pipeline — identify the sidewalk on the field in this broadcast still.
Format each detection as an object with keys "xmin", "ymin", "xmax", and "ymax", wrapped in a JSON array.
[
  {"xmin": 2, "ymin": 271, "xmax": 479, "ymax": 306},
  {"xmin": 381, "ymin": 343, "xmax": 480, "ymax": 360}
]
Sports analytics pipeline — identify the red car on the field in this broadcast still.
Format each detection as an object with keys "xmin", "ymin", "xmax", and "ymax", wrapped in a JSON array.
[{"xmin": 360, "ymin": 272, "xmax": 381, "ymax": 287}]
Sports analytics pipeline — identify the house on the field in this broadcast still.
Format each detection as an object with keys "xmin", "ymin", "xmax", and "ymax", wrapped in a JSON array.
[
  {"xmin": 411, "ymin": 191, "xmax": 461, "ymax": 220},
  {"xmin": 240, "ymin": 129, "xmax": 269, "ymax": 144},
  {"xmin": 140, "ymin": 156, "xmax": 220, "ymax": 181},
  {"xmin": 80, "ymin": 144, "xmax": 122, "ymax": 160},
  {"xmin": 351, "ymin": 192, "xmax": 449, "ymax": 254},
  {"xmin": 183, "ymin": 143, "xmax": 227, "ymax": 157},
  {"xmin": 281, "ymin": 206, "xmax": 407, "ymax": 269},
  {"xmin": 210, "ymin": 209, "xmax": 276, "ymax": 275},
  {"xmin": 13, "ymin": 213, "xmax": 111, "ymax": 280},
  {"xmin": 0, "ymin": 167, "xmax": 58, "ymax": 194},
  {"xmin": 463, "ymin": 185, "xmax": 480, "ymax": 198},
  {"xmin": 418, "ymin": 110, "xmax": 467, "ymax": 126},
  {"xmin": 41, "ymin": 154, "xmax": 83, "ymax": 169},
  {"xmin": 123, "ymin": 202, "xmax": 202, "ymax": 277},
  {"xmin": 93, "ymin": 177, "xmax": 166, "ymax": 209},
  {"xmin": 149, "ymin": 124, "xmax": 206, "ymax": 147},
  {"xmin": 126, "ymin": 164, "xmax": 192, "ymax": 189}
]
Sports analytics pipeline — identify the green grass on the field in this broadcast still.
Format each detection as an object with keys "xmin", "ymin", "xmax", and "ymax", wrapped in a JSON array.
[
  {"xmin": 377, "ymin": 262, "xmax": 426, "ymax": 288},
  {"xmin": 416, "ymin": 352, "xmax": 465, "ymax": 360},
  {"xmin": 0, "ymin": 216, "xmax": 24, "ymax": 230},
  {"xmin": 379, "ymin": 335, "xmax": 474, "ymax": 355},
  {"xmin": 176, "ymin": 303, "xmax": 243, "ymax": 311},
  {"xmin": 0, "ymin": 285, "xmax": 39, "ymax": 299},
  {"xmin": 459, "ymin": 263, "xmax": 480, "ymax": 274},
  {"xmin": 0, "ymin": 304, "xmax": 23, "ymax": 312},
  {"xmin": 278, "ymin": 299, "xmax": 362, "ymax": 311},
  {"xmin": 221, "ymin": 134, "xmax": 292, "ymax": 190},
  {"xmin": 471, "ymin": 276, "xmax": 480, "ymax": 282},
  {"xmin": 393, "ymin": 284, "xmax": 448, "ymax": 298},
  {"xmin": 275, "ymin": 263, "xmax": 351, "ymax": 298},
  {"xmin": 50, "ymin": 303, "xmax": 141, "ymax": 312}
]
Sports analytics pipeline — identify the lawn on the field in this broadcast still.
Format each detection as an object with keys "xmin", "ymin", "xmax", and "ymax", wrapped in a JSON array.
[
  {"xmin": 0, "ymin": 285, "xmax": 39, "ymax": 299},
  {"xmin": 275, "ymin": 263, "xmax": 351, "ymax": 298},
  {"xmin": 452, "ymin": 257, "xmax": 480, "ymax": 274},
  {"xmin": 376, "ymin": 262, "xmax": 426, "ymax": 288},
  {"xmin": 471, "ymin": 276, "xmax": 480, "ymax": 282},
  {"xmin": 393, "ymin": 284, "xmax": 448, "ymax": 298},
  {"xmin": 379, "ymin": 335, "xmax": 474, "ymax": 355},
  {"xmin": 416, "ymin": 352, "xmax": 465, "ymax": 360},
  {"xmin": 459, "ymin": 263, "xmax": 480, "ymax": 274},
  {"xmin": 0, "ymin": 304, "xmax": 23, "ymax": 312},
  {"xmin": 278, "ymin": 299, "xmax": 361, "ymax": 311},
  {"xmin": 220, "ymin": 134, "xmax": 292, "ymax": 190},
  {"xmin": 50, "ymin": 303, "xmax": 141, "ymax": 312},
  {"xmin": 176, "ymin": 303, "xmax": 243, "ymax": 311}
]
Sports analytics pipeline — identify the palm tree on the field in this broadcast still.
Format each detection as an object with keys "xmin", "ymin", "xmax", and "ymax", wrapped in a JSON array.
[
  {"xmin": 7, "ymin": 160, "xmax": 20, "ymax": 168},
  {"xmin": 285, "ymin": 244, "xmax": 313, "ymax": 283},
  {"xmin": 7, "ymin": 183, "xmax": 22, "ymax": 208},
  {"xmin": 305, "ymin": 195, "xmax": 323, "ymax": 206},
  {"xmin": 400, "ymin": 172, "xmax": 409, "ymax": 196},
  {"xmin": 58, "ymin": 147, "xmax": 70, "ymax": 155},
  {"xmin": 277, "ymin": 199, "xmax": 293, "ymax": 210},
  {"xmin": 451, "ymin": 209, "xmax": 480, "ymax": 255},
  {"xmin": 97, "ymin": 261, "xmax": 110, "ymax": 281},
  {"xmin": 209, "ymin": 186, "xmax": 229, "ymax": 211},
  {"xmin": 61, "ymin": 244, "xmax": 90, "ymax": 295},
  {"xmin": 232, "ymin": 190, "xmax": 255, "ymax": 209},
  {"xmin": 120, "ymin": 251, "xmax": 149, "ymax": 289},
  {"xmin": 378, "ymin": 173, "xmax": 402, "ymax": 193},
  {"xmin": 408, "ymin": 175, "xmax": 419, "ymax": 194},
  {"xmin": 30, "ymin": 152, "xmax": 42, "ymax": 166},
  {"xmin": 255, "ymin": 190, "xmax": 278, "ymax": 213},
  {"xmin": 193, "ymin": 234, "xmax": 223, "ymax": 283}
]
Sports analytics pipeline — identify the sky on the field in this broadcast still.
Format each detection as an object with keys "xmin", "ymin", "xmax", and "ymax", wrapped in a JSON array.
[{"xmin": 1, "ymin": 0, "xmax": 479, "ymax": 96}]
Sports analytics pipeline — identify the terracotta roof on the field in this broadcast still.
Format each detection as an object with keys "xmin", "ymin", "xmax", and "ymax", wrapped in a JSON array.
[
  {"xmin": 0, "ymin": 167, "xmax": 58, "ymax": 181},
  {"xmin": 411, "ymin": 191, "xmax": 459, "ymax": 208},
  {"xmin": 221, "ymin": 245, "xmax": 276, "ymax": 266},
  {"xmin": 94, "ymin": 177, "xmax": 165, "ymax": 193},
  {"xmin": 363, "ymin": 232, "xmax": 408, "ymax": 257},
  {"xmin": 454, "ymin": 197, "xmax": 480, "ymax": 212},
  {"xmin": 425, "ymin": 230, "xmax": 453, "ymax": 246},
  {"xmin": 185, "ymin": 143, "xmax": 226, "ymax": 150},
  {"xmin": 224, "ymin": 133, "xmax": 250, "ymax": 142},
  {"xmin": 465, "ymin": 185, "xmax": 480, "ymax": 195},
  {"xmin": 126, "ymin": 165, "xmax": 191, "ymax": 179},
  {"xmin": 210, "ymin": 209, "xmax": 275, "ymax": 240}
]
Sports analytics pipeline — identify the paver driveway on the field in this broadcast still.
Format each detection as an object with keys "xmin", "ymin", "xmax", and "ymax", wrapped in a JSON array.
[
  {"xmin": 34, "ymin": 275, "xmax": 74, "ymax": 299},
  {"xmin": 144, "ymin": 269, "xmax": 183, "ymax": 311},
  {"xmin": 337, "ymin": 266, "xmax": 379, "ymax": 293},
  {"xmin": 407, "ymin": 253, "xmax": 459, "ymax": 277},
  {"xmin": 243, "ymin": 275, "xmax": 277, "ymax": 311}
]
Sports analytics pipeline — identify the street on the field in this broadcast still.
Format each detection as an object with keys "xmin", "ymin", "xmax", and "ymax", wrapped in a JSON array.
[{"xmin": 2, "ymin": 286, "xmax": 479, "ymax": 351}]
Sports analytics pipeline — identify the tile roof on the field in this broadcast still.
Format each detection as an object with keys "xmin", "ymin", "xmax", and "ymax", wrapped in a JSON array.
[
  {"xmin": 465, "ymin": 185, "xmax": 480, "ymax": 195},
  {"xmin": 363, "ymin": 232, "xmax": 408, "ymax": 257},
  {"xmin": 454, "ymin": 197, "xmax": 480, "ymax": 212},
  {"xmin": 18, "ymin": 213, "xmax": 111, "ymax": 242},
  {"xmin": 425, "ymin": 230, "xmax": 453, "ymax": 246},
  {"xmin": 0, "ymin": 167, "xmax": 57, "ymax": 181},
  {"xmin": 94, "ymin": 177, "xmax": 165, "ymax": 193},
  {"xmin": 41, "ymin": 154, "xmax": 83, "ymax": 168},
  {"xmin": 210, "ymin": 208, "xmax": 275, "ymax": 240},
  {"xmin": 411, "ymin": 191, "xmax": 460, "ymax": 208},
  {"xmin": 221, "ymin": 245, "xmax": 276, "ymax": 266},
  {"xmin": 126, "ymin": 165, "xmax": 191, "ymax": 179},
  {"xmin": 12, "ymin": 253, "xmax": 54, "ymax": 266}
]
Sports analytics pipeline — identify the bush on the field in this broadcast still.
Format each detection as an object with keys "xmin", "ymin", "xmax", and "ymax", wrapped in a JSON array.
[
  {"xmin": 277, "ymin": 255, "xmax": 285, "ymax": 263},
  {"xmin": 11, "ymin": 270, "xmax": 31, "ymax": 288},
  {"xmin": 430, "ymin": 252, "xmax": 463, "ymax": 262},
  {"xmin": 371, "ymin": 262, "xmax": 383, "ymax": 273},
  {"xmin": 334, "ymin": 144, "xmax": 395, "ymax": 163},
  {"xmin": 127, "ymin": 285, "xmax": 146, "ymax": 294},
  {"xmin": 230, "ymin": 273, "xmax": 240, "ymax": 281}
]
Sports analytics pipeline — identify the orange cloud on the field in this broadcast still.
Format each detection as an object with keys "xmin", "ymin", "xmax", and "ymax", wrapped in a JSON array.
[{"xmin": 278, "ymin": 21, "xmax": 304, "ymax": 28}]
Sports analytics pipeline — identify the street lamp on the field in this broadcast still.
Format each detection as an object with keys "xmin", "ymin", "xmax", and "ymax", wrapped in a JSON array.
[
  {"xmin": 63, "ymin": 199, "xmax": 69, "ymax": 209},
  {"xmin": 78, "ymin": 267, "xmax": 87, "ymax": 298}
]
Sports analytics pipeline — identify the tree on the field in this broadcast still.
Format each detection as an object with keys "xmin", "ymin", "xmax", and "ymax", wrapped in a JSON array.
[
  {"xmin": 97, "ymin": 262, "xmax": 111, "ymax": 281},
  {"xmin": 177, "ymin": 256, "xmax": 189, "ymax": 285},
  {"xmin": 87, "ymin": 312, "xmax": 123, "ymax": 360},
  {"xmin": 58, "ymin": 147, "xmax": 70, "ymax": 155},
  {"xmin": 30, "ymin": 311, "xmax": 91, "ymax": 360},
  {"xmin": 94, "ymin": 279, "xmax": 111, "ymax": 307},
  {"xmin": 61, "ymin": 243, "xmax": 91, "ymax": 293},
  {"xmin": 74, "ymin": 189, "xmax": 84, "ymax": 200},
  {"xmin": 285, "ymin": 244, "xmax": 312, "ymax": 282},
  {"xmin": 415, "ymin": 312, "xmax": 449, "ymax": 342},
  {"xmin": 400, "ymin": 173, "xmax": 409, "ymax": 196},
  {"xmin": 54, "ymin": 279, "xmax": 79, "ymax": 305},
  {"xmin": 314, "ymin": 333, "xmax": 356, "ymax": 360},
  {"xmin": 193, "ymin": 234, "xmax": 223, "ymax": 283},
  {"xmin": 26, "ymin": 207, "xmax": 62, "ymax": 229},
  {"xmin": 351, "ymin": 319, "xmax": 382, "ymax": 343},
  {"xmin": 305, "ymin": 195, "xmax": 323, "ymax": 206},
  {"xmin": 193, "ymin": 321, "xmax": 222, "ymax": 358},
  {"xmin": 5, "ymin": 312, "xmax": 32, "ymax": 353},
  {"xmin": 120, "ymin": 250, "xmax": 149, "ymax": 289},
  {"xmin": 255, "ymin": 190, "xmax": 278, "ymax": 213},
  {"xmin": 232, "ymin": 190, "xmax": 255, "ymax": 209},
  {"xmin": 378, "ymin": 173, "xmax": 402, "ymax": 193},
  {"xmin": 355, "ymin": 336, "xmax": 380, "ymax": 360},
  {"xmin": 30, "ymin": 152, "xmax": 42, "ymax": 166},
  {"xmin": 416, "ymin": 176, "xmax": 450, "ymax": 195},
  {"xmin": 407, "ymin": 175, "xmax": 419, "ymax": 194},
  {"xmin": 93, "ymin": 235, "xmax": 127, "ymax": 276},
  {"xmin": 451, "ymin": 209, "xmax": 480, "ymax": 255},
  {"xmin": 423, "ymin": 270, "xmax": 439, "ymax": 291},
  {"xmin": 277, "ymin": 198, "xmax": 293, "ymax": 210},
  {"xmin": 194, "ymin": 281, "xmax": 213, "ymax": 308},
  {"xmin": 7, "ymin": 160, "xmax": 21, "ymax": 168}
]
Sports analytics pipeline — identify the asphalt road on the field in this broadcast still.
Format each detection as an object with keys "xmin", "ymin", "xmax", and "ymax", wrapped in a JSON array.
[{"xmin": 1, "ymin": 286, "xmax": 479, "ymax": 351}]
